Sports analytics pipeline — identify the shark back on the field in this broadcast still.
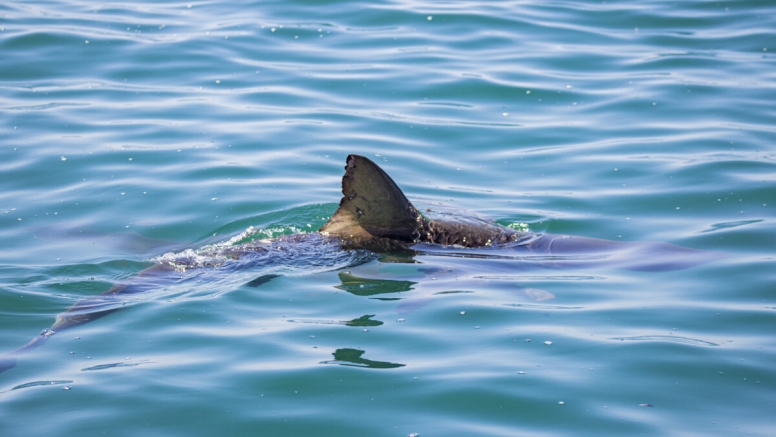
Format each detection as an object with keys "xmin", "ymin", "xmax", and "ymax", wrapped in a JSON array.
[
  {"xmin": 319, "ymin": 155, "xmax": 518, "ymax": 248},
  {"xmin": 421, "ymin": 217, "xmax": 517, "ymax": 247}
]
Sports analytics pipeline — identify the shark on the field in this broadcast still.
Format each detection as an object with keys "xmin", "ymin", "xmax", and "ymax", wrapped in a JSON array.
[{"xmin": 0, "ymin": 154, "xmax": 724, "ymax": 373}]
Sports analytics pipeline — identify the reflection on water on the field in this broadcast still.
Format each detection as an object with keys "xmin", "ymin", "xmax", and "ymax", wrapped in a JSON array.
[
  {"xmin": 320, "ymin": 348, "xmax": 405, "ymax": 369},
  {"xmin": 335, "ymin": 272, "xmax": 416, "ymax": 297},
  {"xmin": 286, "ymin": 314, "xmax": 384, "ymax": 327},
  {"xmin": 344, "ymin": 314, "xmax": 383, "ymax": 327}
]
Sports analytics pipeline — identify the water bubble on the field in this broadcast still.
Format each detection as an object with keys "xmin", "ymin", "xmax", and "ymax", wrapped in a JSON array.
[{"xmin": 427, "ymin": 16, "xmax": 433, "ymax": 20}]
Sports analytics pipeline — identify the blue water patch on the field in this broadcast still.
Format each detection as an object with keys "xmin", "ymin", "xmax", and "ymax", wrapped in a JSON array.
[{"xmin": 1, "ymin": 1, "xmax": 774, "ymax": 437}]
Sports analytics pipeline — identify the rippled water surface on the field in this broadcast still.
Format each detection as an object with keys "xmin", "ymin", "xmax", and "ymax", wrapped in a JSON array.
[{"xmin": 1, "ymin": 1, "xmax": 774, "ymax": 436}]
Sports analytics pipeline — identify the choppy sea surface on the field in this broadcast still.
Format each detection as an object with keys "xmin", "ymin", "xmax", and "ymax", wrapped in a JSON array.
[{"xmin": 1, "ymin": 1, "xmax": 774, "ymax": 436}]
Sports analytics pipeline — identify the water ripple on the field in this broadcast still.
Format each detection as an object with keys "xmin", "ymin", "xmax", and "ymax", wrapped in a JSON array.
[{"xmin": 610, "ymin": 335, "xmax": 720, "ymax": 347}]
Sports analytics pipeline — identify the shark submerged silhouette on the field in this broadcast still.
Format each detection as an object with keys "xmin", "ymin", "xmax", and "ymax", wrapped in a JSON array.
[{"xmin": 0, "ymin": 154, "xmax": 724, "ymax": 373}]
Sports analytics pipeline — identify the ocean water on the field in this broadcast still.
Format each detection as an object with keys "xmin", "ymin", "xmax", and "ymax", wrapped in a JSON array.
[{"xmin": 1, "ymin": 1, "xmax": 774, "ymax": 436}]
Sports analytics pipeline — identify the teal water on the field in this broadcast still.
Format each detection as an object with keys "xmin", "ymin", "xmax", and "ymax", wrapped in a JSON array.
[{"xmin": 1, "ymin": 1, "xmax": 774, "ymax": 436}]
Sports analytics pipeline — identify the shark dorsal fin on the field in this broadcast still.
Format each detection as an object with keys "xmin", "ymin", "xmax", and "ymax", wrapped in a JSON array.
[{"xmin": 319, "ymin": 155, "xmax": 424, "ymax": 241}]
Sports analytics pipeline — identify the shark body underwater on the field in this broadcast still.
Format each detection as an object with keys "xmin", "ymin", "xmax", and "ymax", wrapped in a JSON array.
[{"xmin": 0, "ymin": 154, "xmax": 724, "ymax": 373}]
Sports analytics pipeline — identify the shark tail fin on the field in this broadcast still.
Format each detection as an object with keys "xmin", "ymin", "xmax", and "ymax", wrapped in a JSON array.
[
  {"xmin": 319, "ymin": 155, "xmax": 425, "ymax": 241},
  {"xmin": 0, "ymin": 329, "xmax": 54, "ymax": 374}
]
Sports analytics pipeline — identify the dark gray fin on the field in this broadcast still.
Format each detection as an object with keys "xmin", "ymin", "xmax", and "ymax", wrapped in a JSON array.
[
  {"xmin": 319, "ymin": 155, "xmax": 425, "ymax": 241},
  {"xmin": 246, "ymin": 274, "xmax": 281, "ymax": 288}
]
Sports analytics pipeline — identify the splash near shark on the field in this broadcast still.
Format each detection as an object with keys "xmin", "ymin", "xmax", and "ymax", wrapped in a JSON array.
[{"xmin": 0, "ymin": 155, "xmax": 724, "ymax": 374}]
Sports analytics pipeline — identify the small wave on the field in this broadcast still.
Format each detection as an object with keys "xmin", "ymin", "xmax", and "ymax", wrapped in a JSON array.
[
  {"xmin": 82, "ymin": 360, "xmax": 151, "ymax": 371},
  {"xmin": 504, "ymin": 303, "xmax": 583, "ymax": 310},
  {"xmin": 701, "ymin": 219, "xmax": 764, "ymax": 233},
  {"xmin": 477, "ymin": 275, "xmax": 605, "ymax": 281},
  {"xmin": 10, "ymin": 380, "xmax": 73, "ymax": 392},
  {"xmin": 417, "ymin": 101, "xmax": 474, "ymax": 108},
  {"xmin": 4, "ymin": 102, "xmax": 90, "ymax": 111},
  {"xmin": 610, "ymin": 335, "xmax": 719, "ymax": 347}
]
